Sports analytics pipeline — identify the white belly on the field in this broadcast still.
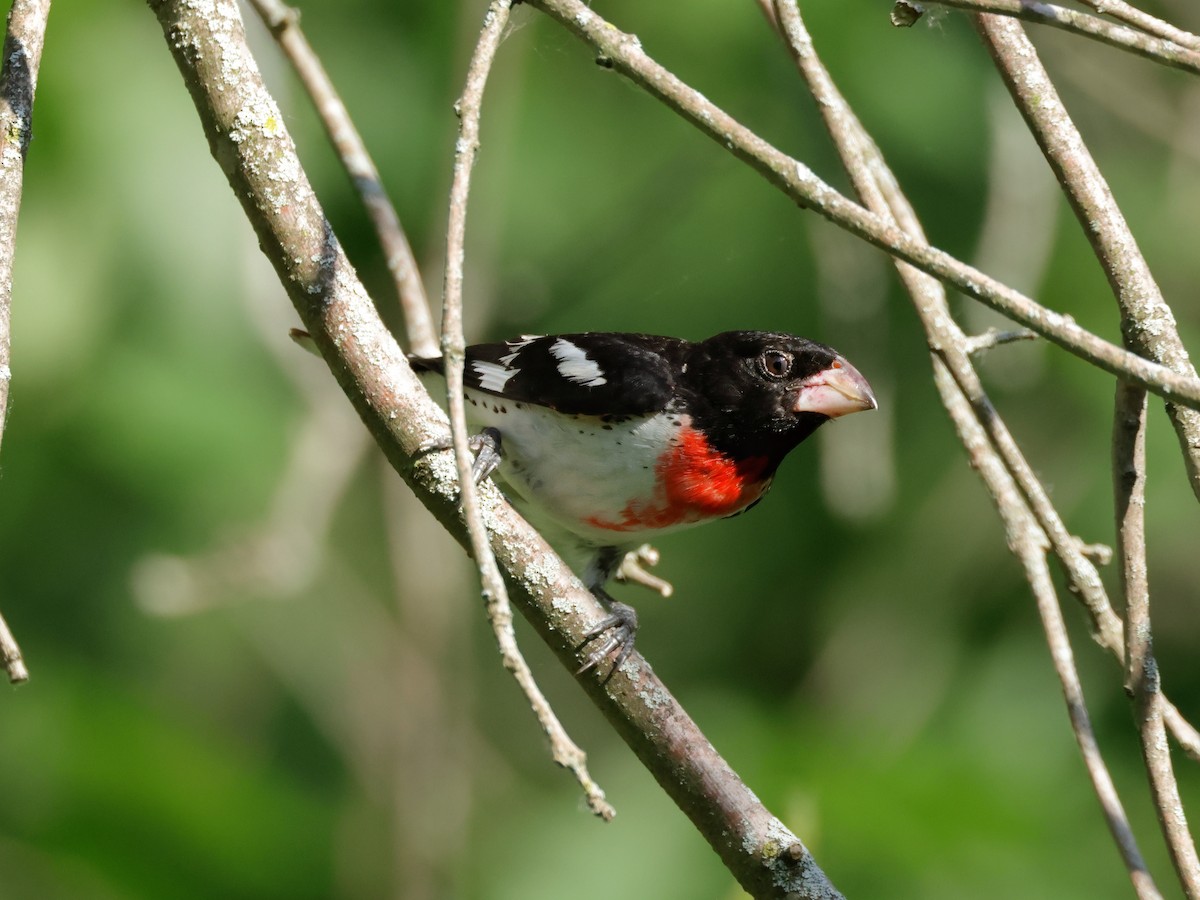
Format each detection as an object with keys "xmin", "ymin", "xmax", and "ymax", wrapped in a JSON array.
[{"xmin": 462, "ymin": 388, "xmax": 683, "ymax": 546}]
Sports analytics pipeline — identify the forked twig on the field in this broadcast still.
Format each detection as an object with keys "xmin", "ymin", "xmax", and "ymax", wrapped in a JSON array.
[
  {"xmin": 975, "ymin": 13, "xmax": 1200, "ymax": 504},
  {"xmin": 523, "ymin": 0, "xmax": 1200, "ymax": 412},
  {"xmin": 918, "ymin": 0, "xmax": 1200, "ymax": 76},
  {"xmin": 1078, "ymin": 0, "xmax": 1200, "ymax": 51},
  {"xmin": 764, "ymin": 2, "xmax": 1159, "ymax": 892}
]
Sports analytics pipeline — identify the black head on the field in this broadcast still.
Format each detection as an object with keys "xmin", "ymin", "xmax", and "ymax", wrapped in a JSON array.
[{"xmin": 681, "ymin": 331, "xmax": 876, "ymax": 465}]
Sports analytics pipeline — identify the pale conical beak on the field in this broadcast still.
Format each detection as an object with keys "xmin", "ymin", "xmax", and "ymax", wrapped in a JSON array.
[{"xmin": 792, "ymin": 356, "xmax": 877, "ymax": 418}]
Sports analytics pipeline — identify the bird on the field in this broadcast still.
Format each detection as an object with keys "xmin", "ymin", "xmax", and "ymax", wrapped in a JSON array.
[{"xmin": 410, "ymin": 330, "xmax": 877, "ymax": 673}]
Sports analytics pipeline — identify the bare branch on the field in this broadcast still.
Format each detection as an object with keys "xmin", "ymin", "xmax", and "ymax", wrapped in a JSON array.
[
  {"xmin": 766, "ymin": 4, "xmax": 1158, "ymax": 890},
  {"xmin": 440, "ymin": 0, "xmax": 612, "ymax": 821},
  {"xmin": 0, "ymin": 0, "xmax": 52, "ymax": 685},
  {"xmin": 1115, "ymin": 381, "xmax": 1200, "ymax": 897},
  {"xmin": 1078, "ymin": 0, "xmax": 1200, "ymax": 51},
  {"xmin": 146, "ymin": 2, "xmax": 845, "ymax": 894},
  {"xmin": 976, "ymin": 13, "xmax": 1200, "ymax": 504},
  {"xmin": 524, "ymin": 0, "xmax": 1200, "ymax": 412},
  {"xmin": 1019, "ymin": 527, "xmax": 1163, "ymax": 900},
  {"xmin": 920, "ymin": 0, "xmax": 1200, "ymax": 77},
  {"xmin": 766, "ymin": 0, "xmax": 1116, "ymax": 659},
  {"xmin": 245, "ymin": 0, "xmax": 438, "ymax": 357}
]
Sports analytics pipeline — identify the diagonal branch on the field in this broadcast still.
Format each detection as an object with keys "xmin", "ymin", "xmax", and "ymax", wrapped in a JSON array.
[
  {"xmin": 1078, "ymin": 0, "xmax": 1200, "ymax": 51},
  {"xmin": 1016, "ymin": 522, "xmax": 1162, "ymax": 900},
  {"xmin": 975, "ymin": 13, "xmax": 1200, "ymax": 505},
  {"xmin": 145, "ymin": 1, "xmax": 843, "ymax": 895},
  {"xmin": 919, "ymin": 0, "xmax": 1200, "ymax": 76},
  {"xmin": 765, "ymin": 3, "xmax": 1160, "ymax": 891},
  {"xmin": 1115, "ymin": 381, "xmax": 1200, "ymax": 897},
  {"xmin": 0, "ymin": 0, "xmax": 53, "ymax": 685},
  {"xmin": 245, "ymin": 0, "xmax": 438, "ymax": 358},
  {"xmin": 440, "ymin": 0, "xmax": 612, "ymax": 821},
  {"xmin": 523, "ymin": 0, "xmax": 1200, "ymax": 413}
]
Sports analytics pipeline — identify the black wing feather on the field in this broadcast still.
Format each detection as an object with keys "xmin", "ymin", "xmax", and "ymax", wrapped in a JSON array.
[{"xmin": 410, "ymin": 333, "xmax": 687, "ymax": 417}]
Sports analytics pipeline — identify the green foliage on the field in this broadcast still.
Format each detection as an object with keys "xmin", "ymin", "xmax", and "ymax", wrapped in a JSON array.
[{"xmin": 1, "ymin": 0, "xmax": 1197, "ymax": 897}]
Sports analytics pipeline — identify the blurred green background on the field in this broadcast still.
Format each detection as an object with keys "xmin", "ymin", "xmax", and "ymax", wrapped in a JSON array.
[{"xmin": 1, "ymin": 0, "xmax": 1198, "ymax": 897}]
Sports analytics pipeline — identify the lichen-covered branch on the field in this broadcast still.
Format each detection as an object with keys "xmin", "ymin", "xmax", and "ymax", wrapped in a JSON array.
[
  {"xmin": 0, "ymin": 0, "xmax": 52, "ymax": 685},
  {"xmin": 920, "ymin": 0, "xmax": 1200, "ymax": 77},
  {"xmin": 1078, "ymin": 0, "xmax": 1200, "ymax": 51},
  {"xmin": 145, "ymin": 1, "xmax": 842, "ymax": 895}
]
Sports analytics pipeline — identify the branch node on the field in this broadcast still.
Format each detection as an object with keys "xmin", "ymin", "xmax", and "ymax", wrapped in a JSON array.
[
  {"xmin": 962, "ymin": 327, "xmax": 1038, "ymax": 357},
  {"xmin": 890, "ymin": 1, "xmax": 925, "ymax": 27},
  {"xmin": 261, "ymin": 3, "xmax": 299, "ymax": 34},
  {"xmin": 1078, "ymin": 539, "xmax": 1114, "ymax": 566}
]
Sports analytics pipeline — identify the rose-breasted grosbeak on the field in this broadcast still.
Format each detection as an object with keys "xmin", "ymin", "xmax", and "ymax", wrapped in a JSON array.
[{"xmin": 411, "ymin": 331, "xmax": 876, "ymax": 672}]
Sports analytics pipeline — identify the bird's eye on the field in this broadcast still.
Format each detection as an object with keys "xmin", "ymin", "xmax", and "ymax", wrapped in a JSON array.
[{"xmin": 759, "ymin": 350, "xmax": 792, "ymax": 380}]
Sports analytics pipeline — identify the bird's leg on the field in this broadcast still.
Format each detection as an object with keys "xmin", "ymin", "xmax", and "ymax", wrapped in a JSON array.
[
  {"xmin": 577, "ymin": 546, "xmax": 640, "ymax": 675},
  {"xmin": 577, "ymin": 591, "xmax": 638, "ymax": 675},
  {"xmin": 417, "ymin": 426, "xmax": 503, "ymax": 485}
]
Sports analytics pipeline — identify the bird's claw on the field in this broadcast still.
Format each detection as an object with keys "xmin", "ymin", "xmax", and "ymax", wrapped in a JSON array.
[
  {"xmin": 468, "ymin": 428, "xmax": 502, "ymax": 483},
  {"xmin": 416, "ymin": 427, "xmax": 502, "ymax": 485},
  {"xmin": 577, "ymin": 600, "xmax": 639, "ymax": 675}
]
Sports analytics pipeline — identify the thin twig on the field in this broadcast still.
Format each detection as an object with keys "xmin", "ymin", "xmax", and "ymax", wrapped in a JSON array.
[
  {"xmin": 1018, "ymin": 528, "xmax": 1162, "ymax": 900},
  {"xmin": 0, "ymin": 0, "xmax": 52, "ymax": 685},
  {"xmin": 974, "ymin": 13, "xmax": 1200, "ymax": 762},
  {"xmin": 765, "ymin": 4, "xmax": 1159, "ymax": 891},
  {"xmin": 246, "ymin": 0, "xmax": 438, "ymax": 357},
  {"xmin": 147, "ymin": 3, "xmax": 847, "ymax": 894},
  {"xmin": 976, "ymin": 13, "xmax": 1200, "ymax": 505},
  {"xmin": 441, "ymin": 0, "xmax": 613, "ymax": 822},
  {"xmin": 936, "ymin": 362, "xmax": 1160, "ymax": 900},
  {"xmin": 523, "ymin": 0, "xmax": 1200, "ymax": 413},
  {"xmin": 1078, "ymin": 0, "xmax": 1200, "ymax": 51},
  {"xmin": 1115, "ymin": 381, "xmax": 1200, "ymax": 897},
  {"xmin": 920, "ymin": 0, "xmax": 1200, "ymax": 77},
  {"xmin": 526, "ymin": 0, "xmax": 1200, "ymax": 758}
]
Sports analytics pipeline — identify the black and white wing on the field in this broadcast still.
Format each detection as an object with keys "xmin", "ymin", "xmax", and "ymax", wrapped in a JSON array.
[{"xmin": 411, "ymin": 332, "xmax": 688, "ymax": 417}]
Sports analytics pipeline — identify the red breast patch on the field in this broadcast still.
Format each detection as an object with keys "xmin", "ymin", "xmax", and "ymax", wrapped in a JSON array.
[{"xmin": 586, "ymin": 427, "xmax": 769, "ymax": 532}]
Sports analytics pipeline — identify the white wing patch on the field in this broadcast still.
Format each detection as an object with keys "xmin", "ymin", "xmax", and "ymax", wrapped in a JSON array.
[
  {"xmin": 499, "ymin": 335, "xmax": 540, "ymax": 367},
  {"xmin": 471, "ymin": 360, "xmax": 518, "ymax": 393},
  {"xmin": 550, "ymin": 338, "xmax": 607, "ymax": 387}
]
